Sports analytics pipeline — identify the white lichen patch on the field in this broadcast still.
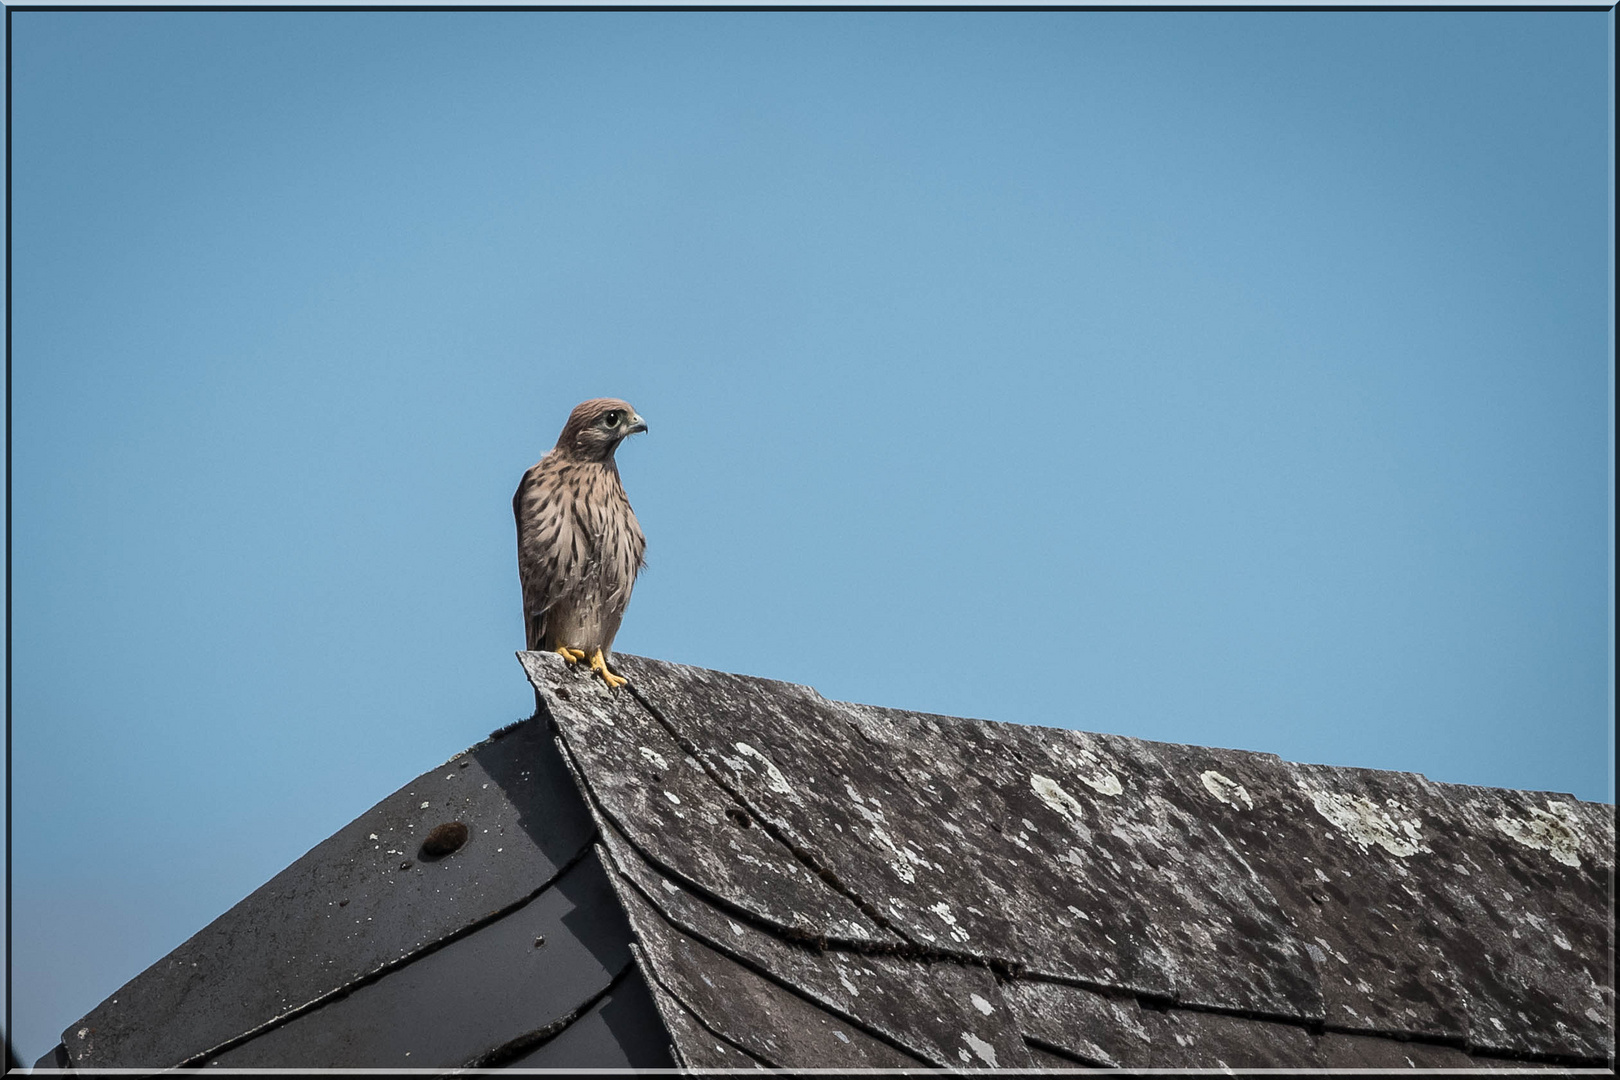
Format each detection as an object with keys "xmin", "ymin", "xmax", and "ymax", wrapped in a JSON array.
[
  {"xmin": 929, "ymin": 901, "xmax": 971, "ymax": 943},
  {"xmin": 851, "ymin": 799, "xmax": 887, "ymax": 826},
  {"xmin": 1032, "ymin": 774, "xmax": 1085, "ymax": 820},
  {"xmin": 970, "ymin": 993, "xmax": 994, "ymax": 1015},
  {"xmin": 1080, "ymin": 769, "xmax": 1124, "ymax": 797},
  {"xmin": 1200, "ymin": 770, "xmax": 1254, "ymax": 810},
  {"xmin": 734, "ymin": 742, "xmax": 801, "ymax": 803},
  {"xmin": 961, "ymin": 1032, "xmax": 999, "ymax": 1066},
  {"xmin": 1306, "ymin": 789, "xmax": 1431, "ymax": 857},
  {"xmin": 638, "ymin": 746, "xmax": 669, "ymax": 771},
  {"xmin": 1494, "ymin": 801, "xmax": 1585, "ymax": 868}
]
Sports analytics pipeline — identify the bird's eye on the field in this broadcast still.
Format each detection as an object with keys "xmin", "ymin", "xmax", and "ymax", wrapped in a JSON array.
[{"xmin": 603, "ymin": 411, "xmax": 621, "ymax": 427}]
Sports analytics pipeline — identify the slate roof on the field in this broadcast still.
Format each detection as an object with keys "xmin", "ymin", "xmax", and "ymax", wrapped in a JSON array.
[{"xmin": 36, "ymin": 651, "xmax": 1615, "ymax": 1071}]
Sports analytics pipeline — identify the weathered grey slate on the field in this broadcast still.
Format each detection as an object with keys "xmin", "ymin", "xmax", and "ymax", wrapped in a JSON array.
[
  {"xmin": 1160, "ymin": 735, "xmax": 1613, "ymax": 1059},
  {"xmin": 608, "ymin": 654, "xmax": 1321, "ymax": 1022},
  {"xmin": 1001, "ymin": 979, "xmax": 1131, "ymax": 1066},
  {"xmin": 1316, "ymin": 1031, "xmax": 1480, "ymax": 1069},
  {"xmin": 612, "ymin": 874, "xmax": 925, "ymax": 1069},
  {"xmin": 1024, "ymin": 1044, "xmax": 1080, "ymax": 1069},
  {"xmin": 61, "ymin": 717, "xmax": 593, "ymax": 1069},
  {"xmin": 205, "ymin": 852, "xmax": 629, "ymax": 1068},
  {"xmin": 499, "ymin": 970, "xmax": 675, "ymax": 1070},
  {"xmin": 1369, "ymin": 774, "xmax": 1613, "ymax": 1061},
  {"xmin": 595, "ymin": 820, "xmax": 1031, "ymax": 1069},
  {"xmin": 1005, "ymin": 978, "xmax": 1491, "ymax": 1070},
  {"xmin": 522, "ymin": 652, "xmax": 1613, "ymax": 1069},
  {"xmin": 638, "ymin": 951, "xmax": 768, "ymax": 1071},
  {"xmin": 522, "ymin": 650, "xmax": 901, "ymax": 949},
  {"xmin": 1139, "ymin": 740, "xmax": 1470, "ymax": 1043}
]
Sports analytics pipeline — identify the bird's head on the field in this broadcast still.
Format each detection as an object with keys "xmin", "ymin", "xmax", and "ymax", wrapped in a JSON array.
[{"xmin": 555, "ymin": 398, "xmax": 648, "ymax": 462}]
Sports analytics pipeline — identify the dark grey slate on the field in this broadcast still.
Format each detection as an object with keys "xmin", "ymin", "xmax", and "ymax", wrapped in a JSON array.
[
  {"xmin": 205, "ymin": 851, "xmax": 629, "ymax": 1068},
  {"xmin": 520, "ymin": 650, "xmax": 902, "ymax": 950},
  {"xmin": 594, "ymin": 817, "xmax": 1031, "ymax": 1068},
  {"xmin": 611, "ymin": 872, "xmax": 925, "ymax": 1069},
  {"xmin": 1316, "ymin": 1031, "xmax": 1480, "ymax": 1069},
  {"xmin": 1005, "ymin": 974, "xmax": 1505, "ymax": 1070},
  {"xmin": 59, "ymin": 716, "xmax": 594, "ymax": 1069},
  {"xmin": 500, "ymin": 969, "xmax": 676, "ymax": 1069},
  {"xmin": 1024, "ymin": 1043, "xmax": 1080, "ymax": 1069},
  {"xmin": 1139, "ymin": 739, "xmax": 1472, "ymax": 1043},
  {"xmin": 1169, "ymin": 738, "xmax": 1613, "ymax": 1058},
  {"xmin": 1007, "ymin": 977, "xmax": 1329, "ymax": 1068},
  {"xmin": 524, "ymin": 649, "xmax": 1614, "ymax": 1069},
  {"xmin": 638, "ymin": 952, "xmax": 768, "ymax": 1070},
  {"xmin": 605, "ymin": 652, "xmax": 1321, "ymax": 1019}
]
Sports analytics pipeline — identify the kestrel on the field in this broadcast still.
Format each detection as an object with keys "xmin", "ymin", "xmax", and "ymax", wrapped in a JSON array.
[{"xmin": 515, "ymin": 398, "xmax": 648, "ymax": 689}]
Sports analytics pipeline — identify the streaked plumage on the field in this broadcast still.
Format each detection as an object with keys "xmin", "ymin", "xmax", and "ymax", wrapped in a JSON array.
[{"xmin": 514, "ymin": 398, "xmax": 647, "ymax": 686}]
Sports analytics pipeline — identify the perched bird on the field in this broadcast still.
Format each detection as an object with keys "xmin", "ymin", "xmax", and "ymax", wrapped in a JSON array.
[{"xmin": 514, "ymin": 398, "xmax": 648, "ymax": 689}]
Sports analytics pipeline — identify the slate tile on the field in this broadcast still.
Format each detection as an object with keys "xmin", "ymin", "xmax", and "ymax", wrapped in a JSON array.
[
  {"xmin": 603, "ymin": 652, "xmax": 1611, "ymax": 1066},
  {"xmin": 595, "ymin": 820, "xmax": 1031, "ymax": 1068},
  {"xmin": 1003, "ymin": 978, "xmax": 1147, "ymax": 1067},
  {"xmin": 638, "ymin": 953, "xmax": 768, "ymax": 1070},
  {"xmin": 62, "ymin": 717, "xmax": 593, "ymax": 1069},
  {"xmin": 522, "ymin": 650, "xmax": 901, "ymax": 949},
  {"xmin": 613, "ymin": 653, "xmax": 1319, "ymax": 1022},
  {"xmin": 1315, "ymin": 1031, "xmax": 1477, "ymax": 1068},
  {"xmin": 1146, "ymin": 740, "xmax": 1472, "ymax": 1043},
  {"xmin": 206, "ymin": 852, "xmax": 630, "ymax": 1068},
  {"xmin": 501, "ymin": 970, "xmax": 675, "ymax": 1069},
  {"xmin": 1283, "ymin": 761, "xmax": 1611, "ymax": 1061},
  {"xmin": 613, "ymin": 871, "xmax": 925, "ymax": 1069},
  {"xmin": 1024, "ymin": 1044, "xmax": 1084, "ymax": 1070},
  {"xmin": 1006, "ymin": 978, "xmax": 1321, "ymax": 1068}
]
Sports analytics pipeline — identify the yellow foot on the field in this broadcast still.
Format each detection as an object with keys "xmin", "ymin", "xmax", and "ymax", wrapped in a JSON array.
[
  {"xmin": 556, "ymin": 646, "xmax": 586, "ymax": 664},
  {"xmin": 589, "ymin": 648, "xmax": 628, "ymax": 690}
]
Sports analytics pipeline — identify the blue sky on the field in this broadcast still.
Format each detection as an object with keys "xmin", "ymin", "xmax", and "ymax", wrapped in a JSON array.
[{"xmin": 5, "ymin": 9, "xmax": 1613, "ymax": 1063}]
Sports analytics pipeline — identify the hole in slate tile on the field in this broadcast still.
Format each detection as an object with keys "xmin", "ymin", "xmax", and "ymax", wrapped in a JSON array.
[
  {"xmin": 725, "ymin": 806, "xmax": 753, "ymax": 829},
  {"xmin": 400, "ymin": 860, "xmax": 415, "ymax": 871},
  {"xmin": 555, "ymin": 686, "xmax": 571, "ymax": 701},
  {"xmin": 338, "ymin": 898, "xmax": 349, "ymax": 907},
  {"xmin": 534, "ymin": 935, "xmax": 547, "ymax": 948},
  {"xmin": 421, "ymin": 822, "xmax": 470, "ymax": 860}
]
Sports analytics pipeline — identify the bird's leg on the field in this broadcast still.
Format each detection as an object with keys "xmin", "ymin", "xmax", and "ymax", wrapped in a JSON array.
[
  {"xmin": 556, "ymin": 645, "xmax": 587, "ymax": 664},
  {"xmin": 589, "ymin": 648, "xmax": 628, "ymax": 690}
]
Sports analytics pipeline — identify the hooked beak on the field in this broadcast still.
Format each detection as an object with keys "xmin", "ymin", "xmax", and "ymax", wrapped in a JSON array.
[{"xmin": 627, "ymin": 413, "xmax": 648, "ymax": 434}]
